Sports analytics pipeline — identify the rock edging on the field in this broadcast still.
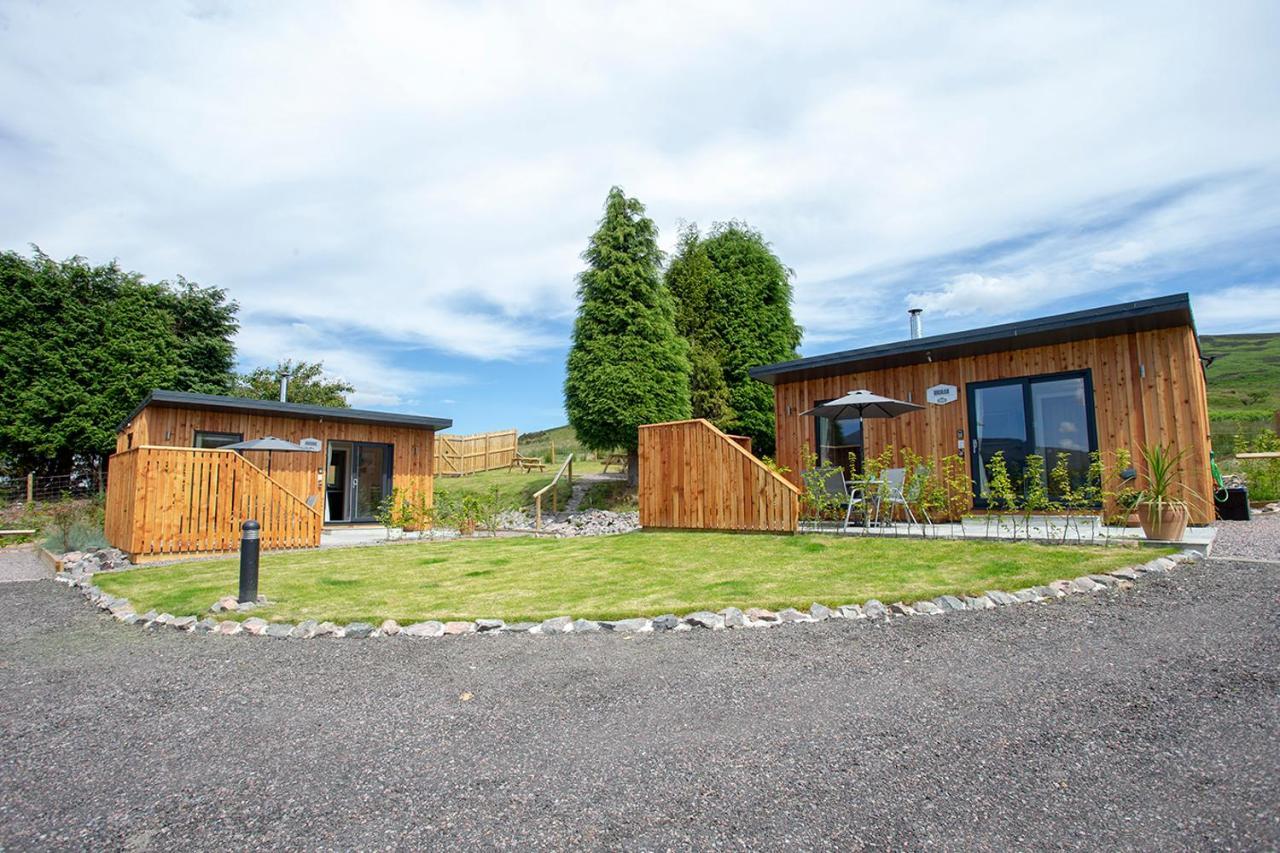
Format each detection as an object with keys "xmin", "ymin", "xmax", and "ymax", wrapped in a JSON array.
[{"xmin": 57, "ymin": 550, "xmax": 1202, "ymax": 640}]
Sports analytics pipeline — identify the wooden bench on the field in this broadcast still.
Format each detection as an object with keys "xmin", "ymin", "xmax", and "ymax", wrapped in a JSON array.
[{"xmin": 509, "ymin": 454, "xmax": 547, "ymax": 473}]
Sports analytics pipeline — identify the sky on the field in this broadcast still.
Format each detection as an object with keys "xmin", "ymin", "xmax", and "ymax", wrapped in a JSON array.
[{"xmin": 2, "ymin": 0, "xmax": 1278, "ymax": 434}]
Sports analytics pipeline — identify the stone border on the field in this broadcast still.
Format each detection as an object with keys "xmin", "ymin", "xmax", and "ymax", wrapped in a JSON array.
[{"xmin": 56, "ymin": 550, "xmax": 1203, "ymax": 640}]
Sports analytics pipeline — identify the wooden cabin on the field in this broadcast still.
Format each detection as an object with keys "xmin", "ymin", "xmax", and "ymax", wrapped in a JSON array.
[
  {"xmin": 106, "ymin": 391, "xmax": 451, "ymax": 560},
  {"xmin": 750, "ymin": 293, "xmax": 1214, "ymax": 524}
]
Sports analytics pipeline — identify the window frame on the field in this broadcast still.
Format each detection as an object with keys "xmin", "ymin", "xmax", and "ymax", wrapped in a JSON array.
[
  {"xmin": 966, "ymin": 368, "xmax": 1099, "ymax": 507},
  {"xmin": 193, "ymin": 430, "xmax": 244, "ymax": 450}
]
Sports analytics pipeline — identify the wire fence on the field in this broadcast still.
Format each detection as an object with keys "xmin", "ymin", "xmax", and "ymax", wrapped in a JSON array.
[{"xmin": 0, "ymin": 473, "xmax": 104, "ymax": 506}]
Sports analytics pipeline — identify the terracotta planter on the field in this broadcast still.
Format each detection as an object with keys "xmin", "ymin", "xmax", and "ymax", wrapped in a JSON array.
[{"xmin": 1136, "ymin": 503, "xmax": 1189, "ymax": 541}]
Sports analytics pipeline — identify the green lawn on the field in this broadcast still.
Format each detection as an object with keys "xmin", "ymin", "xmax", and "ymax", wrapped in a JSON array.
[
  {"xmin": 433, "ymin": 459, "xmax": 604, "ymax": 511},
  {"xmin": 95, "ymin": 532, "xmax": 1167, "ymax": 625}
]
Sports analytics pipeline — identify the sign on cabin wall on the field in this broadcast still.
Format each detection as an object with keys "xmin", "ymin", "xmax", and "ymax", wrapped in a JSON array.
[
  {"xmin": 926, "ymin": 384, "xmax": 958, "ymax": 405},
  {"xmin": 299, "ymin": 437, "xmax": 323, "ymax": 452}
]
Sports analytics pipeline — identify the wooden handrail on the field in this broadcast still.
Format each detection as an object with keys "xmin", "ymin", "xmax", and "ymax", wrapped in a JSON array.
[{"xmin": 533, "ymin": 453, "xmax": 574, "ymax": 531}]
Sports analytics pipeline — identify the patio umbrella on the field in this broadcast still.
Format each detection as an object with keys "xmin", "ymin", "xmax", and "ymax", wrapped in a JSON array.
[
  {"xmin": 219, "ymin": 436, "xmax": 313, "ymax": 477},
  {"xmin": 800, "ymin": 389, "xmax": 924, "ymax": 420}
]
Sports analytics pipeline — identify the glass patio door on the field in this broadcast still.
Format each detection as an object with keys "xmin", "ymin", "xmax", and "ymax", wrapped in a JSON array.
[
  {"xmin": 968, "ymin": 370, "xmax": 1096, "ymax": 504},
  {"xmin": 352, "ymin": 443, "xmax": 390, "ymax": 522},
  {"xmin": 970, "ymin": 382, "xmax": 1028, "ymax": 501}
]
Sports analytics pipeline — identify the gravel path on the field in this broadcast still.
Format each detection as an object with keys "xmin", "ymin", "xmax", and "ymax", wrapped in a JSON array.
[
  {"xmin": 0, "ymin": 546, "xmax": 51, "ymax": 582},
  {"xmin": 1, "ymin": 558, "xmax": 1277, "ymax": 849},
  {"xmin": 1213, "ymin": 512, "xmax": 1280, "ymax": 562},
  {"xmin": 562, "ymin": 470, "xmax": 626, "ymax": 513}
]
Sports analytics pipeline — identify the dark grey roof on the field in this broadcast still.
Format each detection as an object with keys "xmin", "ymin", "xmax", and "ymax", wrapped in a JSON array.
[
  {"xmin": 117, "ymin": 390, "xmax": 453, "ymax": 432},
  {"xmin": 749, "ymin": 293, "xmax": 1198, "ymax": 386}
]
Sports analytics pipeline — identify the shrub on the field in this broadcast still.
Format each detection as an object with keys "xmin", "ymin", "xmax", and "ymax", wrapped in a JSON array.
[{"xmin": 36, "ymin": 495, "xmax": 106, "ymax": 553}]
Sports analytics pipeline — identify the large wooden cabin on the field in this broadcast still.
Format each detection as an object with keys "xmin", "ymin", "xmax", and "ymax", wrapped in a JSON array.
[{"xmin": 750, "ymin": 294, "xmax": 1214, "ymax": 523}]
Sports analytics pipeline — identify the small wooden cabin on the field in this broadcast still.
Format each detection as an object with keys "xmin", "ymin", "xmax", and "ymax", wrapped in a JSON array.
[
  {"xmin": 750, "ymin": 294, "xmax": 1214, "ymax": 523},
  {"xmin": 106, "ymin": 391, "xmax": 451, "ymax": 560}
]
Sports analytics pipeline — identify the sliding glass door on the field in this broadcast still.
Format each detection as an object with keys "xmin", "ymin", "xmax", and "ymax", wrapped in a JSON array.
[
  {"xmin": 325, "ymin": 441, "xmax": 393, "ymax": 523},
  {"xmin": 968, "ymin": 370, "xmax": 1097, "ymax": 504}
]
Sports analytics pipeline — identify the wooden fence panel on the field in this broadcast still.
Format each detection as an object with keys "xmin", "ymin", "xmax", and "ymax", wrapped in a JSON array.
[
  {"xmin": 638, "ymin": 419, "xmax": 800, "ymax": 533},
  {"xmin": 434, "ymin": 429, "xmax": 518, "ymax": 475},
  {"xmin": 104, "ymin": 446, "xmax": 322, "ymax": 561}
]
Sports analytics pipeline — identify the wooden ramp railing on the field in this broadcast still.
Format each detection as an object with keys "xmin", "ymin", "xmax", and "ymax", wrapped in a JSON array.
[
  {"xmin": 104, "ymin": 446, "xmax": 322, "ymax": 561},
  {"xmin": 638, "ymin": 419, "xmax": 800, "ymax": 533}
]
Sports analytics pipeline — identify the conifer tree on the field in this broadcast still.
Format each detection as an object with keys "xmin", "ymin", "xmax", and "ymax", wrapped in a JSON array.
[{"xmin": 565, "ymin": 188, "xmax": 691, "ymax": 484}]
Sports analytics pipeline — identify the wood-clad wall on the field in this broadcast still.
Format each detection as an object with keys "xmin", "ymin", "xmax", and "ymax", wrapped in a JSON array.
[
  {"xmin": 639, "ymin": 419, "xmax": 800, "ymax": 533},
  {"xmin": 105, "ymin": 446, "xmax": 322, "ymax": 561},
  {"xmin": 116, "ymin": 405, "xmax": 436, "ymax": 510},
  {"xmin": 771, "ymin": 326, "xmax": 1214, "ymax": 523}
]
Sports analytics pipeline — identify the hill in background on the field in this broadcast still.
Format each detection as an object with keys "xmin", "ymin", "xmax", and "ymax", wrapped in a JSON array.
[
  {"xmin": 518, "ymin": 424, "xmax": 584, "ymax": 462},
  {"xmin": 1201, "ymin": 333, "xmax": 1280, "ymax": 428}
]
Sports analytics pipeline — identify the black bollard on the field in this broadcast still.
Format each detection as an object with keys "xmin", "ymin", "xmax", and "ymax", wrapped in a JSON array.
[{"xmin": 238, "ymin": 519, "xmax": 260, "ymax": 604}]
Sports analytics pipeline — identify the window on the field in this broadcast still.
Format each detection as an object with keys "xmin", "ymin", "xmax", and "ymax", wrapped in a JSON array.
[
  {"xmin": 814, "ymin": 401, "xmax": 863, "ymax": 478},
  {"xmin": 194, "ymin": 430, "xmax": 243, "ymax": 449},
  {"xmin": 968, "ymin": 370, "xmax": 1097, "ymax": 504}
]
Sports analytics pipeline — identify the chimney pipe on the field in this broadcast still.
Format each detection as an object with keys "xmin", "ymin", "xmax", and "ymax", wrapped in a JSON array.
[
  {"xmin": 279, "ymin": 369, "xmax": 290, "ymax": 403},
  {"xmin": 908, "ymin": 308, "xmax": 924, "ymax": 340}
]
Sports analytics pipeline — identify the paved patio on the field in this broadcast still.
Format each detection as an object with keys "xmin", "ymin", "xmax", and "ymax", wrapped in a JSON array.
[{"xmin": 802, "ymin": 514, "xmax": 1218, "ymax": 552}]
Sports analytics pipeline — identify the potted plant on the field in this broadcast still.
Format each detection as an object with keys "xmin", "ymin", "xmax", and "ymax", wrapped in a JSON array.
[{"xmin": 1134, "ymin": 444, "xmax": 1193, "ymax": 541}]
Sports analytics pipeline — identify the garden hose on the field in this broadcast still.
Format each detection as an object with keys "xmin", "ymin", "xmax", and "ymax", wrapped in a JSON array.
[{"xmin": 1210, "ymin": 451, "xmax": 1228, "ymax": 502}]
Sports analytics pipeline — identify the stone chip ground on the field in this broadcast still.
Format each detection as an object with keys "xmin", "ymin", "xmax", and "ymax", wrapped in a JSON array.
[{"xmin": 0, "ymin": 553, "xmax": 1276, "ymax": 848}]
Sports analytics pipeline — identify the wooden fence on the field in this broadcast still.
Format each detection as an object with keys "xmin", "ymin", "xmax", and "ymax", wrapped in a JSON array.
[
  {"xmin": 105, "ymin": 446, "xmax": 322, "ymax": 561},
  {"xmin": 434, "ymin": 429, "xmax": 518, "ymax": 476},
  {"xmin": 638, "ymin": 419, "xmax": 800, "ymax": 533}
]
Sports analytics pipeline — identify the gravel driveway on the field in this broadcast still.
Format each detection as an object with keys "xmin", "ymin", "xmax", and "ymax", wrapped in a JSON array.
[
  {"xmin": 1, "ymin": 556, "xmax": 1276, "ymax": 849},
  {"xmin": 0, "ymin": 546, "xmax": 51, "ymax": 583},
  {"xmin": 1212, "ymin": 511, "xmax": 1280, "ymax": 562}
]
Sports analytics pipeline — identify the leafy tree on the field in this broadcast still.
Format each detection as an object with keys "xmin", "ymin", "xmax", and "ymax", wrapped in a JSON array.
[
  {"xmin": 0, "ymin": 247, "xmax": 239, "ymax": 476},
  {"xmin": 565, "ymin": 187, "xmax": 691, "ymax": 485},
  {"xmin": 232, "ymin": 359, "xmax": 353, "ymax": 407},
  {"xmin": 665, "ymin": 221, "xmax": 801, "ymax": 455}
]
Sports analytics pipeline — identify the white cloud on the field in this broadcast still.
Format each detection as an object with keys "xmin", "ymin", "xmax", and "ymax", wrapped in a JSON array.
[
  {"xmin": 235, "ymin": 320, "xmax": 467, "ymax": 413},
  {"xmin": 0, "ymin": 0, "xmax": 1277, "ymax": 390},
  {"xmin": 1193, "ymin": 284, "xmax": 1280, "ymax": 332}
]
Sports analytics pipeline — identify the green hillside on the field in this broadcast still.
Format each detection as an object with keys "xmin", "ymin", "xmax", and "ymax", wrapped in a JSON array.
[
  {"xmin": 518, "ymin": 424, "xmax": 585, "ymax": 462},
  {"xmin": 1201, "ymin": 333, "xmax": 1280, "ymax": 424}
]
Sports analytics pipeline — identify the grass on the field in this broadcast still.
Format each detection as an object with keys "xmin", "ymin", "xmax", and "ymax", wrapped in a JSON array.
[
  {"xmin": 517, "ymin": 424, "xmax": 586, "ymax": 463},
  {"xmin": 1202, "ymin": 333, "xmax": 1280, "ymax": 443},
  {"xmin": 94, "ymin": 532, "xmax": 1171, "ymax": 625}
]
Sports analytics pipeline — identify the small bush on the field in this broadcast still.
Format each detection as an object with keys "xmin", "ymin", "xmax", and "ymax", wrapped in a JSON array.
[{"xmin": 36, "ymin": 495, "xmax": 106, "ymax": 553}]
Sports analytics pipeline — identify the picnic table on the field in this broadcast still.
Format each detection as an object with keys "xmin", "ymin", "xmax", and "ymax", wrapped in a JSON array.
[
  {"xmin": 509, "ymin": 454, "xmax": 547, "ymax": 473},
  {"xmin": 600, "ymin": 453, "xmax": 628, "ymax": 474}
]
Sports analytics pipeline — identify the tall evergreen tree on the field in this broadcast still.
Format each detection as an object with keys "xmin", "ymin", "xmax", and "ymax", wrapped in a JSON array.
[
  {"xmin": 0, "ymin": 247, "xmax": 239, "ymax": 475},
  {"xmin": 665, "ymin": 221, "xmax": 802, "ymax": 455},
  {"xmin": 565, "ymin": 187, "xmax": 691, "ymax": 484}
]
